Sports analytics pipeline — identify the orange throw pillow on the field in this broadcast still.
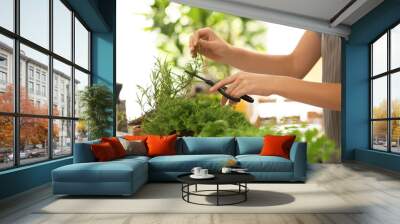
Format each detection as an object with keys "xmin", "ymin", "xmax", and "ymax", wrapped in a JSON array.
[
  {"xmin": 146, "ymin": 134, "xmax": 177, "ymax": 157},
  {"xmin": 91, "ymin": 142, "xmax": 117, "ymax": 161},
  {"xmin": 124, "ymin": 135, "xmax": 148, "ymax": 141},
  {"xmin": 101, "ymin": 137, "xmax": 126, "ymax": 158},
  {"xmin": 260, "ymin": 135, "xmax": 296, "ymax": 159}
]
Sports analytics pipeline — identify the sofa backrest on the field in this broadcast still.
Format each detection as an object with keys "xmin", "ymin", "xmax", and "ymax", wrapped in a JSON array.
[
  {"xmin": 177, "ymin": 137, "xmax": 236, "ymax": 155},
  {"xmin": 73, "ymin": 139, "xmax": 100, "ymax": 163},
  {"xmin": 73, "ymin": 136, "xmax": 303, "ymax": 162},
  {"xmin": 235, "ymin": 137, "xmax": 263, "ymax": 155}
]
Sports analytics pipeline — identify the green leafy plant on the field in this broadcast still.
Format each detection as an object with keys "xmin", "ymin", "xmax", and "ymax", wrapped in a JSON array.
[
  {"xmin": 136, "ymin": 58, "xmax": 194, "ymax": 113},
  {"xmin": 281, "ymin": 126, "xmax": 337, "ymax": 163},
  {"xmin": 79, "ymin": 84, "xmax": 113, "ymax": 140}
]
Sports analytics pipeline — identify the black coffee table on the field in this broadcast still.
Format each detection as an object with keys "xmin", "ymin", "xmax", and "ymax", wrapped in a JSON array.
[{"xmin": 177, "ymin": 173, "xmax": 255, "ymax": 206}]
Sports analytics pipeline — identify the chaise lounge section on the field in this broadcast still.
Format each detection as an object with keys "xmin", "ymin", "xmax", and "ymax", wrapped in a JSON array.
[{"xmin": 52, "ymin": 137, "xmax": 307, "ymax": 196}]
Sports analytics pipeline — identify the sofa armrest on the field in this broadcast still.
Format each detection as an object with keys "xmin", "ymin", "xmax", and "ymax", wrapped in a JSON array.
[
  {"xmin": 73, "ymin": 140, "xmax": 100, "ymax": 163},
  {"xmin": 289, "ymin": 142, "xmax": 307, "ymax": 181}
]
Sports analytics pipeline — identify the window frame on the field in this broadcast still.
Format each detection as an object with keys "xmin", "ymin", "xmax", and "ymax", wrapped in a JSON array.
[
  {"xmin": 0, "ymin": 0, "xmax": 91, "ymax": 171},
  {"xmin": 370, "ymin": 21, "xmax": 400, "ymax": 154}
]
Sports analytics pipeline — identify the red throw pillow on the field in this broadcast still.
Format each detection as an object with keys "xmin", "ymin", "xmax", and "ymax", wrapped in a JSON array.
[
  {"xmin": 101, "ymin": 137, "xmax": 126, "ymax": 158},
  {"xmin": 146, "ymin": 134, "xmax": 177, "ymax": 157},
  {"xmin": 91, "ymin": 142, "xmax": 117, "ymax": 161},
  {"xmin": 260, "ymin": 135, "xmax": 296, "ymax": 159},
  {"xmin": 124, "ymin": 135, "xmax": 148, "ymax": 141}
]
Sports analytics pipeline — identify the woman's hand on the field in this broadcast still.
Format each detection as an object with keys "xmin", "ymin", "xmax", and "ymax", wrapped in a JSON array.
[
  {"xmin": 189, "ymin": 27, "xmax": 233, "ymax": 62},
  {"xmin": 209, "ymin": 72, "xmax": 342, "ymax": 111},
  {"xmin": 209, "ymin": 72, "xmax": 277, "ymax": 105}
]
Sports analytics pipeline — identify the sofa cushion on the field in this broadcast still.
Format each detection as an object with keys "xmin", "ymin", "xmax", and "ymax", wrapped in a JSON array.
[
  {"xmin": 260, "ymin": 135, "xmax": 296, "ymax": 159},
  {"xmin": 179, "ymin": 137, "xmax": 235, "ymax": 155},
  {"xmin": 53, "ymin": 159, "xmax": 147, "ymax": 183},
  {"xmin": 123, "ymin": 135, "xmax": 148, "ymax": 141},
  {"xmin": 119, "ymin": 138, "xmax": 147, "ymax": 156},
  {"xmin": 149, "ymin": 154, "xmax": 235, "ymax": 172},
  {"xmin": 236, "ymin": 155, "xmax": 293, "ymax": 172},
  {"xmin": 91, "ymin": 142, "xmax": 118, "ymax": 161},
  {"xmin": 115, "ymin": 155, "xmax": 150, "ymax": 163},
  {"xmin": 101, "ymin": 137, "xmax": 127, "ymax": 158},
  {"xmin": 147, "ymin": 134, "xmax": 177, "ymax": 157},
  {"xmin": 236, "ymin": 137, "xmax": 263, "ymax": 155}
]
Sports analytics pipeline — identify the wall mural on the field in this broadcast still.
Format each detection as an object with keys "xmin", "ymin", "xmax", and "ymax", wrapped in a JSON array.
[{"xmin": 116, "ymin": 0, "xmax": 341, "ymax": 163}]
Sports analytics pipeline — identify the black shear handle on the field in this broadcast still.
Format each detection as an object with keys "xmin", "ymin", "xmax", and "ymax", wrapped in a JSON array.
[{"xmin": 218, "ymin": 87, "xmax": 254, "ymax": 103}]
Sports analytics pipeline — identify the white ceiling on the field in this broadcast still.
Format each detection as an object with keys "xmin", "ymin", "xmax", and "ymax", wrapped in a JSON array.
[{"xmin": 172, "ymin": 0, "xmax": 384, "ymax": 37}]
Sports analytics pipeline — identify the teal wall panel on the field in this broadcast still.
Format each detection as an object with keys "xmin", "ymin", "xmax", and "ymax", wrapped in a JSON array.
[
  {"xmin": 0, "ymin": 158, "xmax": 72, "ymax": 199},
  {"xmin": 343, "ymin": 0, "xmax": 400, "ymax": 171}
]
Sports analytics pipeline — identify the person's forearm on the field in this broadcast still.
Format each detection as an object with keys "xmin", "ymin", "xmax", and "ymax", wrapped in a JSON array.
[
  {"xmin": 272, "ymin": 76, "xmax": 341, "ymax": 111},
  {"xmin": 223, "ymin": 47, "xmax": 298, "ymax": 77},
  {"xmin": 222, "ymin": 31, "xmax": 321, "ymax": 79}
]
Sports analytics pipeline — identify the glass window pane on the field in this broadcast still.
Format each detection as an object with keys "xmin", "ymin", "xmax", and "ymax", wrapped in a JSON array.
[
  {"xmin": 53, "ymin": 119, "xmax": 72, "ymax": 157},
  {"xmin": 372, "ymin": 77, "xmax": 387, "ymax": 119},
  {"xmin": 0, "ymin": 34, "xmax": 14, "ymax": 112},
  {"xmin": 20, "ymin": 0, "xmax": 49, "ymax": 48},
  {"xmin": 74, "ymin": 69, "xmax": 89, "ymax": 118},
  {"xmin": 391, "ymin": 24, "xmax": 400, "ymax": 70},
  {"xmin": 0, "ymin": 116, "xmax": 14, "ymax": 170},
  {"xmin": 20, "ymin": 117, "xmax": 49, "ymax": 165},
  {"xmin": 391, "ymin": 72, "xmax": 400, "ymax": 118},
  {"xmin": 75, "ymin": 120, "xmax": 88, "ymax": 143},
  {"xmin": 391, "ymin": 120, "xmax": 400, "ymax": 153},
  {"xmin": 53, "ymin": 59, "xmax": 72, "ymax": 117},
  {"xmin": 372, "ymin": 33, "xmax": 387, "ymax": 76},
  {"xmin": 75, "ymin": 18, "xmax": 89, "ymax": 69},
  {"xmin": 20, "ymin": 44, "xmax": 49, "ymax": 115},
  {"xmin": 0, "ymin": 0, "xmax": 14, "ymax": 31},
  {"xmin": 53, "ymin": 0, "xmax": 72, "ymax": 60},
  {"xmin": 372, "ymin": 121, "xmax": 388, "ymax": 151}
]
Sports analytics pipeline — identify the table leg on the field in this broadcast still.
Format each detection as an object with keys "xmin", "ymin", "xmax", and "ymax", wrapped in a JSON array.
[
  {"xmin": 187, "ymin": 184, "xmax": 190, "ymax": 202},
  {"xmin": 245, "ymin": 183, "xmax": 247, "ymax": 201},
  {"xmin": 181, "ymin": 184, "xmax": 183, "ymax": 199},
  {"xmin": 195, "ymin": 184, "xmax": 198, "ymax": 192},
  {"xmin": 217, "ymin": 184, "xmax": 219, "ymax": 206}
]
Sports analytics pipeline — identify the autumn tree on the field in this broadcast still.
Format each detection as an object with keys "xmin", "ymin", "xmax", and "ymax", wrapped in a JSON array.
[
  {"xmin": 0, "ymin": 85, "xmax": 59, "ymax": 152},
  {"xmin": 372, "ymin": 99, "xmax": 400, "ymax": 143}
]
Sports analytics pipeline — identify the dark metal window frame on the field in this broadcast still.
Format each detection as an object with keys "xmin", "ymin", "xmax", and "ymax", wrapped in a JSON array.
[
  {"xmin": 0, "ymin": 0, "xmax": 92, "ymax": 171},
  {"xmin": 369, "ymin": 21, "xmax": 400, "ymax": 154}
]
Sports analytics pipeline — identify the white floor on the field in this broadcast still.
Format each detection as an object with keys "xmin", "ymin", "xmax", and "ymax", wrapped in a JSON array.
[{"xmin": 1, "ymin": 163, "xmax": 400, "ymax": 224}]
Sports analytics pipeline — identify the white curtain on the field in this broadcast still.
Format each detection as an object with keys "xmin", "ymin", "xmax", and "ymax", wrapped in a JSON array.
[{"xmin": 321, "ymin": 34, "xmax": 342, "ymax": 151}]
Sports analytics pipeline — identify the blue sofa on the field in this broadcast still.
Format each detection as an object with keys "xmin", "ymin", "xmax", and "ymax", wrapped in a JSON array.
[{"xmin": 52, "ymin": 137, "xmax": 307, "ymax": 196}]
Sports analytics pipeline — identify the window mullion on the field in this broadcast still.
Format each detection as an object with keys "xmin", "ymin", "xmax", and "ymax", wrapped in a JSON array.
[
  {"xmin": 71, "ymin": 10, "xmax": 76, "ymax": 155},
  {"xmin": 388, "ymin": 30, "xmax": 391, "ymax": 152},
  {"xmin": 370, "ymin": 45, "xmax": 373, "ymax": 149},
  {"xmin": 13, "ymin": 0, "xmax": 20, "ymax": 167},
  {"xmin": 48, "ymin": 0, "xmax": 54, "ymax": 160}
]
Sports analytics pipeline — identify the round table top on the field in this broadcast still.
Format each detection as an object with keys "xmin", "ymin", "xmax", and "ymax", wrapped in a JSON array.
[{"xmin": 177, "ymin": 172, "xmax": 255, "ymax": 185}]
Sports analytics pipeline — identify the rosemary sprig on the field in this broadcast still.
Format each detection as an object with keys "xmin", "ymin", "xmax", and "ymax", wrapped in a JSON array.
[{"xmin": 184, "ymin": 54, "xmax": 204, "ymax": 77}]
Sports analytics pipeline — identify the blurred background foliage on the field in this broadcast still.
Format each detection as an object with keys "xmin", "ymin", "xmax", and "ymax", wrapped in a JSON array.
[{"xmin": 145, "ymin": 0, "xmax": 267, "ymax": 79}]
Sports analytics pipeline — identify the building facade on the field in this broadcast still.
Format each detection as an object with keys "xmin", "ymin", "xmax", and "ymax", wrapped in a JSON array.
[{"xmin": 0, "ymin": 41, "xmax": 74, "ymax": 155}]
